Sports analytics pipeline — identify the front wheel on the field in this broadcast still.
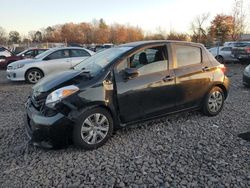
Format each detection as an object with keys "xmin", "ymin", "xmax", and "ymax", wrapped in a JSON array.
[
  {"xmin": 202, "ymin": 87, "xmax": 225, "ymax": 116},
  {"xmin": 25, "ymin": 69, "xmax": 44, "ymax": 84},
  {"xmin": 73, "ymin": 107, "xmax": 114, "ymax": 150}
]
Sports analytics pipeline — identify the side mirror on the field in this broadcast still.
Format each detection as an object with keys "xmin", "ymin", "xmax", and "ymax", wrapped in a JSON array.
[{"xmin": 123, "ymin": 68, "xmax": 139, "ymax": 79}]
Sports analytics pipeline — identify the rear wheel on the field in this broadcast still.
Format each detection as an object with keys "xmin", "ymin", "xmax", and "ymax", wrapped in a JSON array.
[
  {"xmin": 73, "ymin": 107, "xmax": 113, "ymax": 150},
  {"xmin": 215, "ymin": 55, "xmax": 224, "ymax": 63},
  {"xmin": 25, "ymin": 69, "xmax": 44, "ymax": 84},
  {"xmin": 202, "ymin": 87, "xmax": 225, "ymax": 116}
]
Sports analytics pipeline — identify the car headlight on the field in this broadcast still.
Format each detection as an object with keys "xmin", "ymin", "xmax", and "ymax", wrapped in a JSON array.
[
  {"xmin": 45, "ymin": 85, "xmax": 79, "ymax": 108},
  {"xmin": 244, "ymin": 66, "xmax": 250, "ymax": 76},
  {"xmin": 0, "ymin": 59, "xmax": 5, "ymax": 62},
  {"xmin": 12, "ymin": 64, "xmax": 25, "ymax": 69}
]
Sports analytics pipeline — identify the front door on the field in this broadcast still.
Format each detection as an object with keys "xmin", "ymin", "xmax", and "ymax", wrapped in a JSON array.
[
  {"xmin": 42, "ymin": 49, "xmax": 72, "ymax": 75},
  {"xmin": 114, "ymin": 44, "xmax": 176, "ymax": 123}
]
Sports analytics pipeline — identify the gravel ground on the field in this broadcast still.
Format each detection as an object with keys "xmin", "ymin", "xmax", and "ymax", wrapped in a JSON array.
[{"xmin": 0, "ymin": 64, "xmax": 250, "ymax": 187}]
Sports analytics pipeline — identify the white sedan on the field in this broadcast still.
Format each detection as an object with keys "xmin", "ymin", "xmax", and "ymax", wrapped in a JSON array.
[
  {"xmin": 7, "ymin": 47, "xmax": 94, "ymax": 83},
  {"xmin": 208, "ymin": 46, "xmax": 239, "ymax": 63}
]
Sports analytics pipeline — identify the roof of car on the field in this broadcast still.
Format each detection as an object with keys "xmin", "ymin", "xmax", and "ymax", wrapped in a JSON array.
[
  {"xmin": 46, "ymin": 46, "xmax": 95, "ymax": 55},
  {"xmin": 120, "ymin": 40, "xmax": 203, "ymax": 48}
]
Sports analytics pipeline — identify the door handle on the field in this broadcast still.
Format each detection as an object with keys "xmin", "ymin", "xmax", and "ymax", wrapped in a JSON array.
[
  {"xmin": 163, "ymin": 75, "xmax": 174, "ymax": 82},
  {"xmin": 202, "ymin": 66, "xmax": 210, "ymax": 72}
]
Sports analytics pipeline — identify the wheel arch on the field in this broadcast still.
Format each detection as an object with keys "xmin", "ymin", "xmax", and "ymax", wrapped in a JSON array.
[
  {"xmin": 25, "ymin": 67, "xmax": 45, "ymax": 78},
  {"xmin": 75, "ymin": 102, "xmax": 120, "ymax": 129},
  {"xmin": 214, "ymin": 83, "xmax": 228, "ymax": 99}
]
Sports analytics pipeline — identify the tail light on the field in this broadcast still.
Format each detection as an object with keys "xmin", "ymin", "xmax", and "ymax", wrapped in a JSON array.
[
  {"xmin": 246, "ymin": 47, "xmax": 250, "ymax": 54},
  {"xmin": 218, "ymin": 64, "xmax": 226, "ymax": 74}
]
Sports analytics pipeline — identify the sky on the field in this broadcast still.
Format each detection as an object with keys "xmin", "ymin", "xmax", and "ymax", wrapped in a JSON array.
[{"xmin": 1, "ymin": 0, "xmax": 249, "ymax": 36}]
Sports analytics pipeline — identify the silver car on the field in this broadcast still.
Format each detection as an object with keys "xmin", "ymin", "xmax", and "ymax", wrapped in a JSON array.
[
  {"xmin": 208, "ymin": 46, "xmax": 239, "ymax": 63},
  {"xmin": 7, "ymin": 47, "xmax": 94, "ymax": 83}
]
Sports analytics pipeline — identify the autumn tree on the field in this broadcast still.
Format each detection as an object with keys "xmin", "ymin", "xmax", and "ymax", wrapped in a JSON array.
[
  {"xmin": 144, "ymin": 34, "xmax": 165, "ymax": 40},
  {"xmin": 93, "ymin": 19, "xmax": 110, "ymax": 44},
  {"xmin": 126, "ymin": 26, "xmax": 143, "ymax": 42},
  {"xmin": 167, "ymin": 32, "xmax": 189, "ymax": 41},
  {"xmin": 110, "ymin": 24, "xmax": 127, "ymax": 43},
  {"xmin": 8, "ymin": 31, "xmax": 21, "ymax": 44},
  {"xmin": 209, "ymin": 14, "xmax": 234, "ymax": 44}
]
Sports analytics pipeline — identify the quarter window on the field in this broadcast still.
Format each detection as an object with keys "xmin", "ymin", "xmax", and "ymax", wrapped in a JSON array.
[{"xmin": 175, "ymin": 45, "xmax": 201, "ymax": 67}]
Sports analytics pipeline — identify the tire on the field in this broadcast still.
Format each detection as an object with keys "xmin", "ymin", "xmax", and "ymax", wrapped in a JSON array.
[
  {"xmin": 202, "ymin": 86, "xmax": 225, "ymax": 116},
  {"xmin": 215, "ymin": 56, "xmax": 224, "ymax": 63},
  {"xmin": 25, "ymin": 69, "xmax": 44, "ymax": 84},
  {"xmin": 73, "ymin": 107, "xmax": 114, "ymax": 150}
]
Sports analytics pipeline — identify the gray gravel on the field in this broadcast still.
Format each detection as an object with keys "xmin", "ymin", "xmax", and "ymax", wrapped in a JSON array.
[{"xmin": 0, "ymin": 64, "xmax": 250, "ymax": 187}]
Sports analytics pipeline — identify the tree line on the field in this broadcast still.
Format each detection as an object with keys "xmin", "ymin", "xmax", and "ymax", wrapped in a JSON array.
[{"xmin": 0, "ymin": 1, "xmax": 248, "ymax": 46}]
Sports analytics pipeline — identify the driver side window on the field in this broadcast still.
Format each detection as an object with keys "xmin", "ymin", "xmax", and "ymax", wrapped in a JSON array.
[{"xmin": 129, "ymin": 46, "xmax": 168, "ymax": 76}]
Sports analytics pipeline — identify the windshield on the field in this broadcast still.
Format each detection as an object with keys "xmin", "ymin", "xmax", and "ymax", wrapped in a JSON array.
[
  {"xmin": 74, "ymin": 46, "xmax": 132, "ymax": 75},
  {"xmin": 17, "ymin": 49, "xmax": 28, "ymax": 56}
]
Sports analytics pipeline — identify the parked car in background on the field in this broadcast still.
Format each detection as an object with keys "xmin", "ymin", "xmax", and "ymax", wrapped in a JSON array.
[
  {"xmin": 232, "ymin": 43, "xmax": 250, "ymax": 62},
  {"xmin": 243, "ymin": 64, "xmax": 250, "ymax": 87},
  {"xmin": 208, "ymin": 46, "xmax": 239, "ymax": 63},
  {"xmin": 0, "ymin": 47, "xmax": 12, "ymax": 58},
  {"xmin": 7, "ymin": 47, "xmax": 94, "ymax": 83},
  {"xmin": 11, "ymin": 46, "xmax": 26, "ymax": 54},
  {"xmin": 0, "ymin": 48, "xmax": 48, "ymax": 69},
  {"xmin": 90, "ymin": 43, "xmax": 114, "ymax": 52},
  {"xmin": 24, "ymin": 40, "xmax": 229, "ymax": 149},
  {"xmin": 17, "ymin": 48, "xmax": 48, "ymax": 58},
  {"xmin": 224, "ymin": 41, "xmax": 250, "ymax": 47}
]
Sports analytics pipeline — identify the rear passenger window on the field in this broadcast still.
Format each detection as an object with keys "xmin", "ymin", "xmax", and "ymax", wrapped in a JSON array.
[
  {"xmin": 70, "ymin": 49, "xmax": 90, "ymax": 57},
  {"xmin": 46, "ymin": 50, "xmax": 70, "ymax": 60},
  {"xmin": 175, "ymin": 45, "xmax": 201, "ymax": 67}
]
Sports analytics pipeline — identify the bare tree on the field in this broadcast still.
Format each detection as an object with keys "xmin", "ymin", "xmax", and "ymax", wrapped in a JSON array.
[
  {"xmin": 231, "ymin": 0, "xmax": 246, "ymax": 40},
  {"xmin": 0, "ymin": 26, "xmax": 7, "ymax": 44},
  {"xmin": 190, "ymin": 13, "xmax": 210, "ymax": 43}
]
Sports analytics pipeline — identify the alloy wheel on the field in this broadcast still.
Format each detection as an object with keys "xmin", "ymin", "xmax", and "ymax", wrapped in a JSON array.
[
  {"xmin": 27, "ymin": 70, "xmax": 42, "ymax": 83},
  {"xmin": 208, "ymin": 91, "xmax": 223, "ymax": 113},
  {"xmin": 81, "ymin": 113, "xmax": 109, "ymax": 145}
]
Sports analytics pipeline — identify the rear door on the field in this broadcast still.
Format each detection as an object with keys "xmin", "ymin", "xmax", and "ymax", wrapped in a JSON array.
[
  {"xmin": 114, "ymin": 44, "xmax": 176, "ymax": 123},
  {"xmin": 42, "ymin": 49, "xmax": 71, "ymax": 75},
  {"xmin": 172, "ymin": 44, "xmax": 212, "ymax": 109},
  {"xmin": 69, "ymin": 49, "xmax": 91, "ymax": 67}
]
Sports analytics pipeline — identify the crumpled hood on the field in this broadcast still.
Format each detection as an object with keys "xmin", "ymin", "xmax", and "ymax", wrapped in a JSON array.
[{"xmin": 33, "ymin": 69, "xmax": 82, "ymax": 93}]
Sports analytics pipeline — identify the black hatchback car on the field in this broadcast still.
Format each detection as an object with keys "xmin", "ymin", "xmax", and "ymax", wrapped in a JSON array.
[{"xmin": 25, "ymin": 40, "xmax": 229, "ymax": 149}]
